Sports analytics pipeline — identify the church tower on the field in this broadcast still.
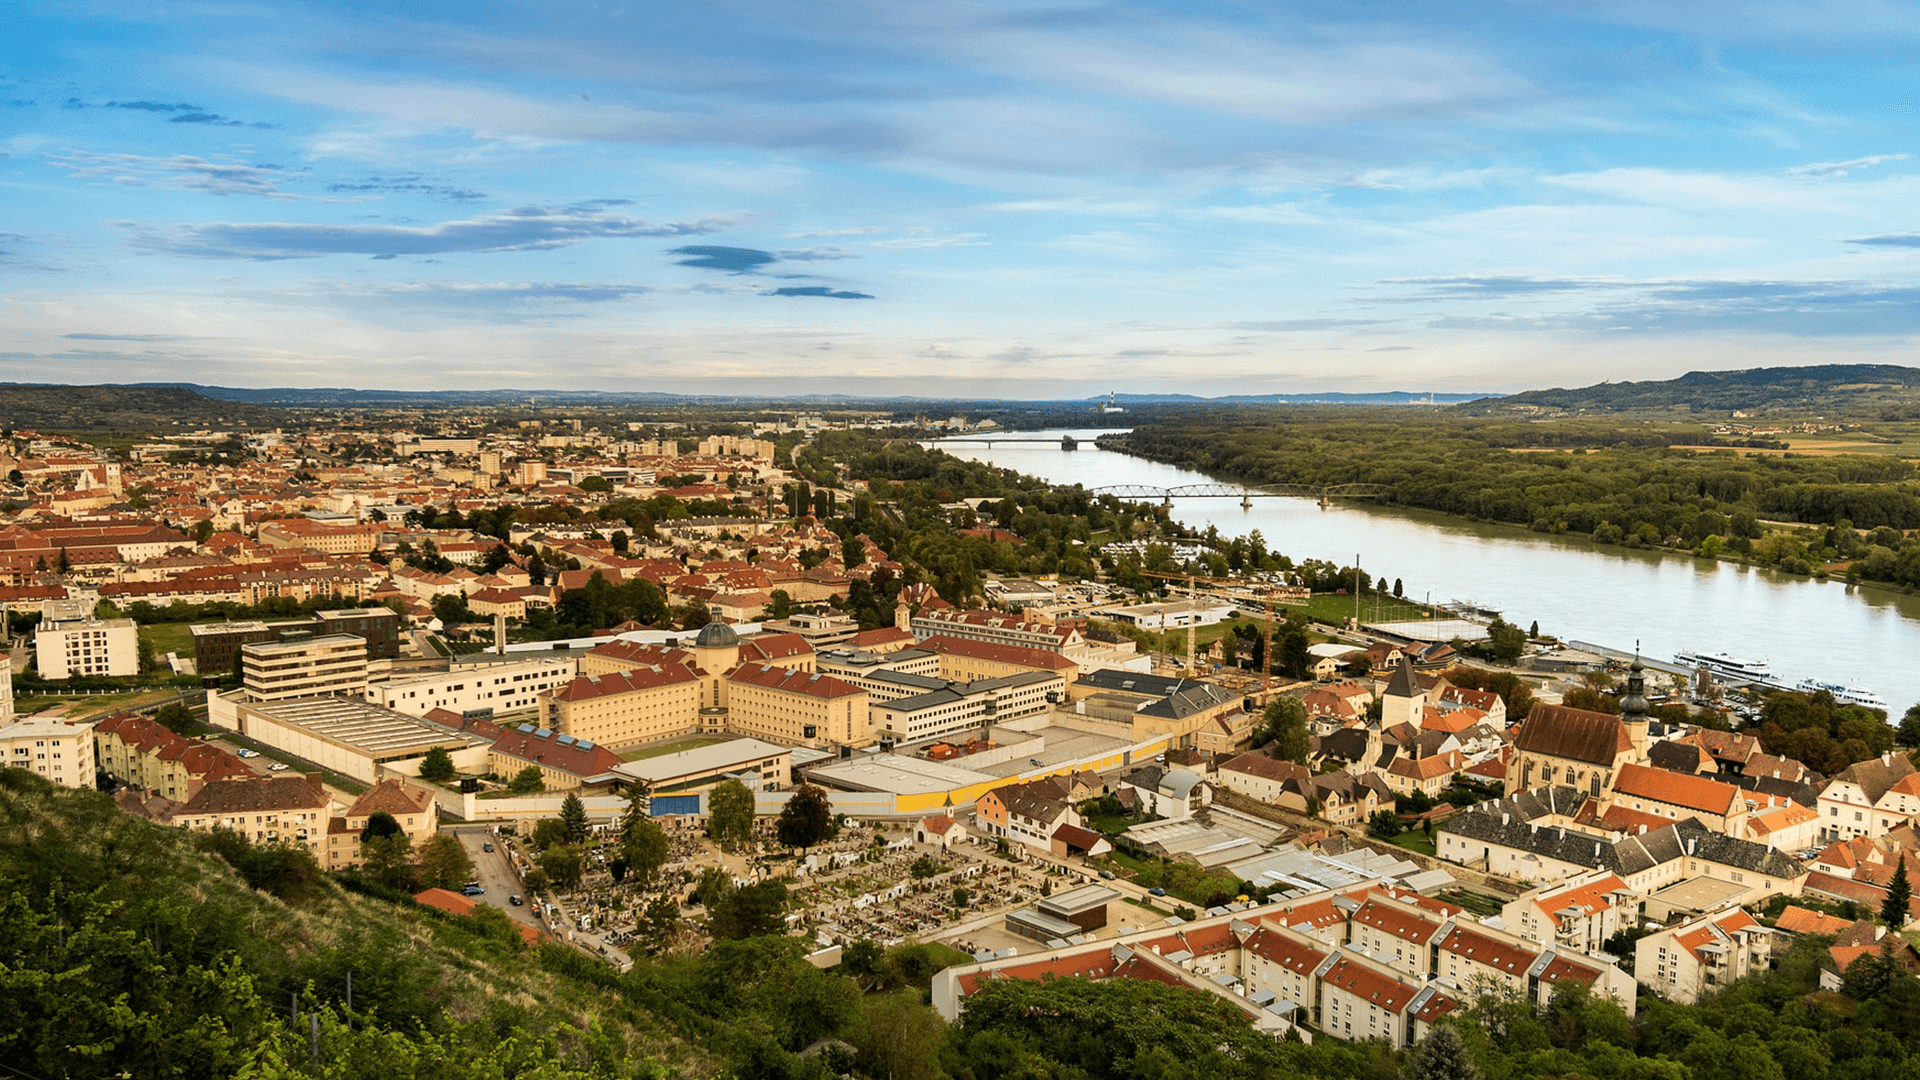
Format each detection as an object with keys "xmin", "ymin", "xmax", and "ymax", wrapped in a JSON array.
[
  {"xmin": 1381, "ymin": 663, "xmax": 1424, "ymax": 728},
  {"xmin": 1619, "ymin": 656, "xmax": 1651, "ymax": 763}
]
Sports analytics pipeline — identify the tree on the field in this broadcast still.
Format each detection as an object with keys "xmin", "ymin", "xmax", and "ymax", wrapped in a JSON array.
[
  {"xmin": 361, "ymin": 810, "xmax": 403, "ymax": 842},
  {"xmin": 950, "ymin": 886, "xmax": 971, "ymax": 909},
  {"xmin": 693, "ymin": 865, "xmax": 737, "ymax": 909},
  {"xmin": 708, "ymin": 880, "xmax": 790, "ymax": 939},
  {"xmin": 910, "ymin": 855, "xmax": 941, "ymax": 879},
  {"xmin": 530, "ymin": 817, "xmax": 568, "ymax": 850},
  {"xmin": 1899, "ymin": 702, "xmax": 1920, "ymax": 748},
  {"xmin": 465, "ymin": 903, "xmax": 524, "ymax": 947},
  {"xmin": 417, "ymin": 746, "xmax": 456, "ymax": 783},
  {"xmin": 707, "ymin": 779, "xmax": 755, "ymax": 851},
  {"xmin": 417, "ymin": 834, "xmax": 475, "ymax": 890},
  {"xmin": 522, "ymin": 866, "xmax": 550, "ymax": 893},
  {"xmin": 640, "ymin": 895, "xmax": 679, "ymax": 952},
  {"xmin": 623, "ymin": 816, "xmax": 670, "ymax": 886},
  {"xmin": 1486, "ymin": 618, "xmax": 1526, "ymax": 664},
  {"xmin": 766, "ymin": 589, "xmax": 794, "ymax": 620},
  {"xmin": 1404, "ymin": 1024, "xmax": 1481, "ymax": 1080},
  {"xmin": 507, "ymin": 766, "xmax": 546, "ymax": 794},
  {"xmin": 538, "ymin": 843, "xmax": 585, "ymax": 891},
  {"xmin": 361, "ymin": 831, "xmax": 415, "ymax": 890},
  {"xmin": 559, "ymin": 791, "xmax": 591, "ymax": 844},
  {"xmin": 1368, "ymin": 810, "xmax": 1405, "ymax": 839},
  {"xmin": 1887, "ymin": 854, "xmax": 1913, "ymax": 928},
  {"xmin": 431, "ymin": 592, "xmax": 472, "ymax": 627},
  {"xmin": 775, "ymin": 783, "xmax": 836, "ymax": 852},
  {"xmin": 1255, "ymin": 696, "xmax": 1311, "ymax": 764},
  {"xmin": 153, "ymin": 701, "xmax": 196, "ymax": 735},
  {"xmin": 609, "ymin": 529, "xmax": 628, "ymax": 554}
]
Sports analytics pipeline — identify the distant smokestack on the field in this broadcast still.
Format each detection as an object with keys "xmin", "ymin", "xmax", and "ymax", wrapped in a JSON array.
[{"xmin": 494, "ymin": 610, "xmax": 507, "ymax": 655}]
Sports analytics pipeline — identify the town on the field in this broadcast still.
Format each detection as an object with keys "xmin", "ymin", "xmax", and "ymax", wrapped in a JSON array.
[{"xmin": 1, "ymin": 406, "xmax": 1915, "ymax": 1055}]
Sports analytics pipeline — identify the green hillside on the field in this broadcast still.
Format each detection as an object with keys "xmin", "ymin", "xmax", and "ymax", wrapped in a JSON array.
[{"xmin": 1466, "ymin": 364, "xmax": 1920, "ymax": 415}]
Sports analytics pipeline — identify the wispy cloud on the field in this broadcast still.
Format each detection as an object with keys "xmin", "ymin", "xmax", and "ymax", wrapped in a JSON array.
[
  {"xmin": 1845, "ymin": 232, "xmax": 1920, "ymax": 247},
  {"xmin": 325, "ymin": 174, "xmax": 487, "ymax": 201},
  {"xmin": 63, "ymin": 332, "xmax": 191, "ymax": 341},
  {"xmin": 127, "ymin": 205, "xmax": 739, "ymax": 260},
  {"xmin": 762, "ymin": 286, "xmax": 873, "ymax": 300},
  {"xmin": 50, "ymin": 151, "xmax": 315, "ymax": 199},
  {"xmin": 1787, "ymin": 154, "xmax": 1908, "ymax": 178}
]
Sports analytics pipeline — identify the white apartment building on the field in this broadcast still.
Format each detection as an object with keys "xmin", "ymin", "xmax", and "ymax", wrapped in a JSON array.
[
  {"xmin": 1634, "ymin": 906, "xmax": 1771, "ymax": 1004},
  {"xmin": 34, "ymin": 617, "xmax": 140, "ymax": 679},
  {"xmin": 0, "ymin": 717, "xmax": 96, "ymax": 788},
  {"xmin": 0, "ymin": 656, "xmax": 13, "ymax": 724},
  {"xmin": 242, "ymin": 634, "xmax": 369, "ymax": 701},
  {"xmin": 371, "ymin": 657, "xmax": 577, "ymax": 719}
]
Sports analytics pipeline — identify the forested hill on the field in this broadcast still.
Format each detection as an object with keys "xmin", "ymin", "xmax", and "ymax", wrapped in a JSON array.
[
  {"xmin": 1467, "ymin": 364, "xmax": 1920, "ymax": 415},
  {"xmin": 0, "ymin": 383, "xmax": 285, "ymax": 431}
]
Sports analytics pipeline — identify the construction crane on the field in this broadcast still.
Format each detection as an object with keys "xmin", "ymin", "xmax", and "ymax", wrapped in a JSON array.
[{"xmin": 1140, "ymin": 570, "xmax": 1310, "ymax": 696}]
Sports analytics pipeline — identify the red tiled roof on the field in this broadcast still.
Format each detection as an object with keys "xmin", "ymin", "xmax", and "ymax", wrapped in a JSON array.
[
  {"xmin": 1513, "ymin": 703, "xmax": 1632, "ymax": 766},
  {"xmin": 725, "ymin": 663, "xmax": 863, "ymax": 699},
  {"xmin": 1437, "ymin": 925, "xmax": 1538, "ymax": 975},
  {"xmin": 1321, "ymin": 957, "xmax": 1418, "ymax": 1013},
  {"xmin": 1612, "ymin": 763, "xmax": 1742, "ymax": 816}
]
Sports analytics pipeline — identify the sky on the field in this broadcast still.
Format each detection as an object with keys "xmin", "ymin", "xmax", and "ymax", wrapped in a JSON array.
[{"xmin": 3, "ymin": 0, "xmax": 1919, "ymax": 399}]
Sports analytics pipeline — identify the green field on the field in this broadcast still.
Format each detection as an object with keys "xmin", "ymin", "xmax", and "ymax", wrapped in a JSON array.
[
  {"xmin": 618, "ymin": 735, "xmax": 733, "ymax": 761},
  {"xmin": 1388, "ymin": 831, "xmax": 1437, "ymax": 857},
  {"xmin": 137, "ymin": 621, "xmax": 195, "ymax": 661}
]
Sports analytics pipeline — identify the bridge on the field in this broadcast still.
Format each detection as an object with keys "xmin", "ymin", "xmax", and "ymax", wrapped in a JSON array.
[{"xmin": 1086, "ymin": 483, "xmax": 1389, "ymax": 508}]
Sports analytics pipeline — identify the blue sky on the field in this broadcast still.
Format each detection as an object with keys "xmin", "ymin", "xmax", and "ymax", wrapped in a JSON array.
[{"xmin": 4, "ymin": 0, "xmax": 1918, "ymax": 398}]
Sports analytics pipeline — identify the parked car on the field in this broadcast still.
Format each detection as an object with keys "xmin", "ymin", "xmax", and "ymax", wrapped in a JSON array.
[
  {"xmin": 482, "ymin": 842, "xmax": 494, "ymax": 852},
  {"xmin": 508, "ymin": 894, "xmax": 523, "ymax": 906},
  {"xmin": 267, "ymin": 762, "xmax": 289, "ymax": 771},
  {"xmin": 235, "ymin": 748, "xmax": 257, "ymax": 758},
  {"xmin": 462, "ymin": 884, "xmax": 485, "ymax": 896},
  {"xmin": 1148, "ymin": 887, "xmax": 1167, "ymax": 897},
  {"xmin": 1098, "ymin": 870, "xmax": 1115, "ymax": 880}
]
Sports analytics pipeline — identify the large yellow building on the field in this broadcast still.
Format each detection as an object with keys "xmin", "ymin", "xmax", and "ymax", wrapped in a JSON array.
[
  {"xmin": 0, "ymin": 717, "xmax": 96, "ymax": 788},
  {"xmin": 725, "ymin": 664, "xmax": 869, "ymax": 749},
  {"xmin": 541, "ymin": 663, "xmax": 706, "ymax": 747}
]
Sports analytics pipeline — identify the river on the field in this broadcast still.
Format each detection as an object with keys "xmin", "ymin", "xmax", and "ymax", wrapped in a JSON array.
[{"xmin": 936, "ymin": 428, "xmax": 1920, "ymax": 716}]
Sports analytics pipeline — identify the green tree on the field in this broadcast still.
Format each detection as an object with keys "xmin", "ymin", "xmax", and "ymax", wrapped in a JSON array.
[
  {"xmin": 693, "ymin": 865, "xmax": 737, "ymax": 909},
  {"xmin": 417, "ymin": 746, "xmax": 456, "ymax": 783},
  {"xmin": 417, "ymin": 834, "xmax": 475, "ymax": 890},
  {"xmin": 507, "ymin": 766, "xmax": 546, "ymax": 794},
  {"xmin": 361, "ymin": 831, "xmax": 416, "ymax": 890},
  {"xmin": 623, "ymin": 815, "xmax": 670, "ymax": 886},
  {"xmin": 775, "ymin": 782, "xmax": 836, "ymax": 852},
  {"xmin": 766, "ymin": 588, "xmax": 794, "ymax": 620},
  {"xmin": 1405, "ymin": 1024, "xmax": 1480, "ymax": 1080},
  {"xmin": 538, "ymin": 843, "xmax": 585, "ymax": 891},
  {"xmin": 708, "ymin": 880, "xmax": 790, "ymax": 939},
  {"xmin": 1898, "ymin": 702, "xmax": 1920, "ymax": 747},
  {"xmin": 465, "ymin": 902, "xmax": 524, "ymax": 947},
  {"xmin": 1486, "ymin": 618, "xmax": 1526, "ymax": 664},
  {"xmin": 707, "ymin": 779, "xmax": 755, "ymax": 851},
  {"xmin": 1886, "ymin": 854, "xmax": 1912, "ymax": 928},
  {"xmin": 530, "ymin": 817, "xmax": 568, "ymax": 850},
  {"xmin": 910, "ymin": 855, "xmax": 941, "ymax": 879},
  {"xmin": 152, "ymin": 701, "xmax": 196, "ymax": 735},
  {"xmin": 1368, "ymin": 810, "xmax": 1404, "ymax": 839},
  {"xmin": 559, "ymin": 791, "xmax": 591, "ymax": 843},
  {"xmin": 1255, "ymin": 696, "xmax": 1311, "ymax": 763},
  {"xmin": 950, "ymin": 886, "xmax": 971, "ymax": 909}
]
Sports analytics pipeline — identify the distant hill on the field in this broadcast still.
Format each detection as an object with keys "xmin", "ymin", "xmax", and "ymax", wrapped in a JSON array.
[
  {"xmin": 0, "ymin": 383, "xmax": 285, "ymax": 431},
  {"xmin": 1097, "ymin": 391, "xmax": 1486, "ymax": 405},
  {"xmin": 1463, "ymin": 364, "xmax": 1920, "ymax": 415}
]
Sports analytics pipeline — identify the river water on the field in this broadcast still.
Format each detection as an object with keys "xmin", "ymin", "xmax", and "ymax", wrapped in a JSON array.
[{"xmin": 937, "ymin": 429, "xmax": 1920, "ymax": 716}]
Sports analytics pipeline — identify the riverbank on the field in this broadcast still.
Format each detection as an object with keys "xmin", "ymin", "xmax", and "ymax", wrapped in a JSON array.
[{"xmin": 937, "ymin": 430, "xmax": 1920, "ymax": 714}]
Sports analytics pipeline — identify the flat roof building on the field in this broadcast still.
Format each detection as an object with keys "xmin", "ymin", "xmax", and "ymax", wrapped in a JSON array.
[
  {"xmin": 211, "ymin": 694, "xmax": 489, "ymax": 784},
  {"xmin": 242, "ymin": 634, "xmax": 368, "ymax": 701},
  {"xmin": 610, "ymin": 737, "xmax": 793, "ymax": 793}
]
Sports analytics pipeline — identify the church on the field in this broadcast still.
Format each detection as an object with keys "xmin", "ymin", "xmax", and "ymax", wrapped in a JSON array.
[{"xmin": 1509, "ymin": 662, "xmax": 1652, "ymax": 799}]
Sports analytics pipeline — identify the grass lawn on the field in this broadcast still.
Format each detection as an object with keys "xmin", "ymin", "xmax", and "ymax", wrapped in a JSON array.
[
  {"xmin": 17, "ymin": 687, "xmax": 178, "ymax": 719},
  {"xmin": 138, "ymin": 622, "xmax": 196, "ymax": 661},
  {"xmin": 1100, "ymin": 848, "xmax": 1162, "ymax": 882},
  {"xmin": 1305, "ymin": 593, "xmax": 1435, "ymax": 626},
  {"xmin": 1436, "ymin": 889, "xmax": 1505, "ymax": 917},
  {"xmin": 619, "ymin": 736, "xmax": 733, "ymax": 761},
  {"xmin": 1388, "ymin": 831, "xmax": 1437, "ymax": 857}
]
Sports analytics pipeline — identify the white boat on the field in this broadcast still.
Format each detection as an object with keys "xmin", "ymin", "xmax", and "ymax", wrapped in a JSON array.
[
  {"xmin": 1792, "ymin": 679, "xmax": 1888, "ymax": 711},
  {"xmin": 1674, "ymin": 650, "xmax": 1773, "ymax": 682}
]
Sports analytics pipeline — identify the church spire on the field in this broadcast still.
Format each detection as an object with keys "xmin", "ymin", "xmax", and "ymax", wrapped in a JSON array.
[{"xmin": 1620, "ymin": 643, "xmax": 1650, "ymax": 761}]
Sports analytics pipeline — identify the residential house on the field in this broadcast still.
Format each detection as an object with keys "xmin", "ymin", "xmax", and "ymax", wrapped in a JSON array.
[{"xmin": 1635, "ymin": 906, "xmax": 1771, "ymax": 1004}]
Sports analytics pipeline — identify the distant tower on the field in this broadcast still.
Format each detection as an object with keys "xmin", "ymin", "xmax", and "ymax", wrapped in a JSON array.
[
  {"xmin": 1619, "ymin": 651, "xmax": 1651, "ymax": 763},
  {"xmin": 1381, "ymin": 662, "xmax": 1424, "ymax": 728}
]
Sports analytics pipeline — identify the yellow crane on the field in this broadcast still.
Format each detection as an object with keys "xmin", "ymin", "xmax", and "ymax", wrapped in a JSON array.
[{"xmin": 1139, "ymin": 569, "xmax": 1309, "ymax": 696}]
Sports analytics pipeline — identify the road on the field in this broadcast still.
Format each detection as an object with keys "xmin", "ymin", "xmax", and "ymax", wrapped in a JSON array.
[{"xmin": 446, "ymin": 824, "xmax": 539, "ymax": 932}]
